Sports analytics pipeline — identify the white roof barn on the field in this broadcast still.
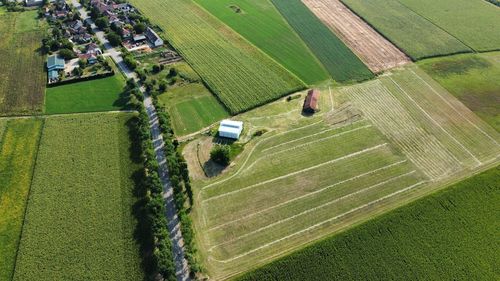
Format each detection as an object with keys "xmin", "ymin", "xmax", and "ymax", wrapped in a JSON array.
[{"xmin": 218, "ymin": 120, "xmax": 243, "ymax": 139}]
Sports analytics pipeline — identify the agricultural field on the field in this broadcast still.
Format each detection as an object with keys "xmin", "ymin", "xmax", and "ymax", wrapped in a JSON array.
[
  {"xmin": 236, "ymin": 166, "xmax": 500, "ymax": 281},
  {"xmin": 45, "ymin": 74, "xmax": 127, "ymax": 114},
  {"xmin": 13, "ymin": 113, "xmax": 145, "ymax": 281},
  {"xmin": 302, "ymin": 0, "xmax": 410, "ymax": 73},
  {"xmin": 271, "ymin": 0, "xmax": 373, "ymax": 83},
  {"xmin": 340, "ymin": 0, "xmax": 471, "ymax": 60},
  {"xmin": 342, "ymin": 66, "xmax": 500, "ymax": 180},
  {"xmin": 129, "ymin": 0, "xmax": 305, "ymax": 114},
  {"xmin": 158, "ymin": 83, "xmax": 229, "ymax": 136},
  {"xmin": 0, "ymin": 11, "xmax": 46, "ymax": 115},
  {"xmin": 193, "ymin": 0, "xmax": 329, "ymax": 84},
  {"xmin": 188, "ymin": 90, "xmax": 431, "ymax": 279},
  {"xmin": 0, "ymin": 118, "xmax": 42, "ymax": 281},
  {"xmin": 398, "ymin": 0, "xmax": 500, "ymax": 52},
  {"xmin": 419, "ymin": 52, "xmax": 500, "ymax": 132}
]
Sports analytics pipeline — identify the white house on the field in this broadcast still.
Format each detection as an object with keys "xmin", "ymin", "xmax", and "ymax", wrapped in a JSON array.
[{"xmin": 218, "ymin": 120, "xmax": 243, "ymax": 139}]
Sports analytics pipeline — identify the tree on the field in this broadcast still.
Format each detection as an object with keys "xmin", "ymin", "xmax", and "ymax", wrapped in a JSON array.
[
  {"xmin": 107, "ymin": 32, "xmax": 122, "ymax": 47},
  {"xmin": 78, "ymin": 59, "xmax": 88, "ymax": 68},
  {"xmin": 123, "ymin": 55, "xmax": 137, "ymax": 70},
  {"xmin": 134, "ymin": 22, "xmax": 146, "ymax": 34},
  {"xmin": 95, "ymin": 16, "xmax": 109, "ymax": 30},
  {"xmin": 58, "ymin": 48, "xmax": 75, "ymax": 60},
  {"xmin": 72, "ymin": 67, "xmax": 83, "ymax": 77},
  {"xmin": 152, "ymin": 64, "xmax": 161, "ymax": 73},
  {"xmin": 210, "ymin": 145, "xmax": 231, "ymax": 166}
]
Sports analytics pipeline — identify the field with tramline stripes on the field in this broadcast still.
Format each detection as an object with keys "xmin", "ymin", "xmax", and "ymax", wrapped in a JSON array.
[
  {"xmin": 342, "ymin": 66, "xmax": 500, "ymax": 180},
  {"xmin": 130, "ymin": 0, "xmax": 304, "ymax": 114},
  {"xmin": 270, "ymin": 0, "xmax": 373, "ymax": 83},
  {"xmin": 0, "ymin": 11, "xmax": 46, "ymax": 115},
  {"xmin": 192, "ymin": 115, "xmax": 427, "ymax": 279},
  {"xmin": 340, "ymin": 0, "xmax": 471, "ymax": 60}
]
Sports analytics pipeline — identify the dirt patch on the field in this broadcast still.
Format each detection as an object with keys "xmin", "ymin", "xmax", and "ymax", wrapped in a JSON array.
[
  {"xmin": 302, "ymin": 0, "xmax": 410, "ymax": 73},
  {"xmin": 182, "ymin": 137, "xmax": 227, "ymax": 180}
]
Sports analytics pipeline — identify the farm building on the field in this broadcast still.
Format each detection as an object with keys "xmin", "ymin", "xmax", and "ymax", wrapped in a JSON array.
[
  {"xmin": 46, "ymin": 55, "xmax": 65, "ymax": 83},
  {"xmin": 303, "ymin": 89, "xmax": 320, "ymax": 114},
  {"xmin": 25, "ymin": 0, "xmax": 43, "ymax": 6},
  {"xmin": 218, "ymin": 120, "xmax": 243, "ymax": 139},
  {"xmin": 145, "ymin": 27, "xmax": 164, "ymax": 47}
]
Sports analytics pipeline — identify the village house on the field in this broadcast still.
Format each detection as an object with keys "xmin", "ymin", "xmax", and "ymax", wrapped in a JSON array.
[
  {"xmin": 46, "ymin": 55, "xmax": 65, "ymax": 83},
  {"xmin": 145, "ymin": 27, "xmax": 163, "ymax": 47},
  {"xmin": 303, "ymin": 89, "xmax": 320, "ymax": 114}
]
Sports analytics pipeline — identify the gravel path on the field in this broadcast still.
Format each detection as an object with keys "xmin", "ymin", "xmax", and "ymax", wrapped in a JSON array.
[{"xmin": 71, "ymin": 1, "xmax": 191, "ymax": 280}]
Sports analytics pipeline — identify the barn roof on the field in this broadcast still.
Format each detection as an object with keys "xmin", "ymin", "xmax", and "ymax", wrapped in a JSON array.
[{"xmin": 303, "ymin": 89, "xmax": 320, "ymax": 111}]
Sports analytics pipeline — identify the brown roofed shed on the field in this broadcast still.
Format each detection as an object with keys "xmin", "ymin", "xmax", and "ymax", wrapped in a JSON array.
[{"xmin": 303, "ymin": 89, "xmax": 320, "ymax": 114}]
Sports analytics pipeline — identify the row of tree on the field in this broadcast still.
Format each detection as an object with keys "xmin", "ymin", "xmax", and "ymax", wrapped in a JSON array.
[
  {"xmin": 152, "ymin": 94, "xmax": 201, "ymax": 277},
  {"xmin": 127, "ymin": 80, "xmax": 177, "ymax": 281}
]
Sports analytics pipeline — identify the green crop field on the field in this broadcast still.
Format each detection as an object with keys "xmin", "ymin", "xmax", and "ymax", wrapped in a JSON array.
[
  {"xmin": 342, "ymin": 66, "xmax": 500, "ymax": 180},
  {"xmin": 0, "ymin": 11, "xmax": 46, "ymax": 115},
  {"xmin": 13, "ymin": 113, "xmax": 145, "ymax": 281},
  {"xmin": 398, "ymin": 0, "xmax": 500, "ymax": 52},
  {"xmin": 340, "ymin": 0, "xmax": 471, "ymax": 60},
  {"xmin": 194, "ymin": 0, "xmax": 329, "ymax": 85},
  {"xmin": 236, "ymin": 166, "xmax": 500, "ymax": 281},
  {"xmin": 130, "ymin": 0, "xmax": 304, "ymax": 114},
  {"xmin": 0, "ymin": 118, "xmax": 42, "ymax": 281},
  {"xmin": 418, "ymin": 53, "xmax": 500, "ymax": 132},
  {"xmin": 271, "ymin": 0, "xmax": 373, "ymax": 83},
  {"xmin": 158, "ymin": 83, "xmax": 229, "ymax": 136},
  {"xmin": 45, "ymin": 75, "xmax": 127, "ymax": 114}
]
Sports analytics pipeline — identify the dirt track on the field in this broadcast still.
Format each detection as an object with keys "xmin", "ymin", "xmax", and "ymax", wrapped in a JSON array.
[{"xmin": 302, "ymin": 0, "xmax": 410, "ymax": 73}]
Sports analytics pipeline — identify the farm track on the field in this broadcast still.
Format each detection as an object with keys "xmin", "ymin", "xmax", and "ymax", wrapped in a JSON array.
[{"xmin": 302, "ymin": 0, "xmax": 410, "ymax": 73}]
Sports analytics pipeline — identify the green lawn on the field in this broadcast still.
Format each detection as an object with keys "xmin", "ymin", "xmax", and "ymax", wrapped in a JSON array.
[
  {"xmin": 44, "ymin": 75, "xmax": 128, "ymax": 114},
  {"xmin": 340, "ymin": 0, "xmax": 471, "ymax": 60},
  {"xmin": 14, "ymin": 10, "xmax": 38, "ymax": 33},
  {"xmin": 236, "ymin": 166, "xmax": 500, "ymax": 280},
  {"xmin": 158, "ymin": 83, "xmax": 229, "ymax": 135},
  {"xmin": 13, "ymin": 113, "xmax": 145, "ymax": 281},
  {"xmin": 194, "ymin": 0, "xmax": 329, "ymax": 85},
  {"xmin": 418, "ymin": 53, "xmax": 500, "ymax": 131},
  {"xmin": 271, "ymin": 0, "xmax": 373, "ymax": 83},
  {"xmin": 399, "ymin": 0, "xmax": 500, "ymax": 52},
  {"xmin": 0, "ymin": 118, "xmax": 42, "ymax": 281}
]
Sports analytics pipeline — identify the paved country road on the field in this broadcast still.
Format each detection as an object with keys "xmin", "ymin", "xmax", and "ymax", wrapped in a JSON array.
[{"xmin": 71, "ymin": 1, "xmax": 192, "ymax": 280}]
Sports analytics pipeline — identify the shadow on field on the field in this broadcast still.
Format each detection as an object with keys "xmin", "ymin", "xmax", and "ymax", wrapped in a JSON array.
[{"xmin": 126, "ymin": 116, "xmax": 156, "ymax": 281}]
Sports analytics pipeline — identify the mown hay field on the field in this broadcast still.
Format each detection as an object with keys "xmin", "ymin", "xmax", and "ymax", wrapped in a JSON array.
[
  {"xmin": 419, "ymin": 53, "xmax": 500, "ymax": 132},
  {"xmin": 45, "ymin": 74, "xmax": 127, "ymax": 114},
  {"xmin": 194, "ymin": 0, "xmax": 329, "ymax": 85},
  {"xmin": 340, "ymin": 0, "xmax": 471, "ymax": 60},
  {"xmin": 129, "ymin": 0, "xmax": 304, "ymax": 114},
  {"xmin": 342, "ymin": 66, "xmax": 500, "ymax": 180},
  {"xmin": 192, "ymin": 96, "xmax": 429, "ymax": 278},
  {"xmin": 236, "ymin": 166, "xmax": 500, "ymax": 281},
  {"xmin": 0, "ymin": 11, "xmax": 46, "ymax": 115},
  {"xmin": 13, "ymin": 113, "xmax": 145, "ymax": 281},
  {"xmin": 271, "ymin": 0, "xmax": 373, "ymax": 83},
  {"xmin": 158, "ymin": 83, "xmax": 228, "ymax": 136},
  {"xmin": 0, "ymin": 118, "xmax": 42, "ymax": 281},
  {"xmin": 398, "ymin": 0, "xmax": 500, "ymax": 52}
]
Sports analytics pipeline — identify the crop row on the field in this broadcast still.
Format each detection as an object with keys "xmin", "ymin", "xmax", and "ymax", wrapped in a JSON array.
[
  {"xmin": 130, "ymin": 0, "xmax": 305, "ymax": 114},
  {"xmin": 271, "ymin": 0, "xmax": 373, "ymax": 83}
]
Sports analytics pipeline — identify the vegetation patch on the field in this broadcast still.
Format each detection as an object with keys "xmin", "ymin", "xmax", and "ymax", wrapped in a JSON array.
[
  {"xmin": 271, "ymin": 0, "xmax": 373, "ymax": 83},
  {"xmin": 236, "ymin": 167, "xmax": 500, "ymax": 281},
  {"xmin": 419, "ymin": 53, "xmax": 500, "ymax": 131},
  {"xmin": 158, "ymin": 83, "xmax": 228, "ymax": 136},
  {"xmin": 0, "ymin": 11, "xmax": 46, "ymax": 115},
  {"xmin": 194, "ymin": 0, "xmax": 329, "ymax": 84},
  {"xmin": 398, "ymin": 0, "xmax": 500, "ymax": 52},
  {"xmin": 13, "ymin": 113, "xmax": 145, "ymax": 281},
  {"xmin": 45, "ymin": 74, "xmax": 127, "ymax": 114},
  {"xmin": 130, "ymin": 0, "xmax": 305, "ymax": 114},
  {"xmin": 0, "ymin": 118, "xmax": 42, "ymax": 281},
  {"xmin": 340, "ymin": 0, "xmax": 471, "ymax": 60}
]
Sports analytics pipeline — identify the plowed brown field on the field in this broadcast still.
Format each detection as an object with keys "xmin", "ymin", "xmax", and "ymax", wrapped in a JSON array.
[{"xmin": 302, "ymin": 0, "xmax": 410, "ymax": 73}]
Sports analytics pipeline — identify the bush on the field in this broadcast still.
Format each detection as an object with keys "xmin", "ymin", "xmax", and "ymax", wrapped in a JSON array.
[
  {"xmin": 134, "ymin": 22, "xmax": 147, "ymax": 34},
  {"xmin": 95, "ymin": 16, "xmax": 109, "ymax": 30},
  {"xmin": 107, "ymin": 32, "xmax": 122, "ymax": 47},
  {"xmin": 210, "ymin": 145, "xmax": 231, "ymax": 166},
  {"xmin": 58, "ymin": 48, "xmax": 76, "ymax": 60}
]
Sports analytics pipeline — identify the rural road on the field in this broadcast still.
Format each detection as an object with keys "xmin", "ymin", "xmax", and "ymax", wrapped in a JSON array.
[{"xmin": 71, "ymin": 1, "xmax": 192, "ymax": 280}]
